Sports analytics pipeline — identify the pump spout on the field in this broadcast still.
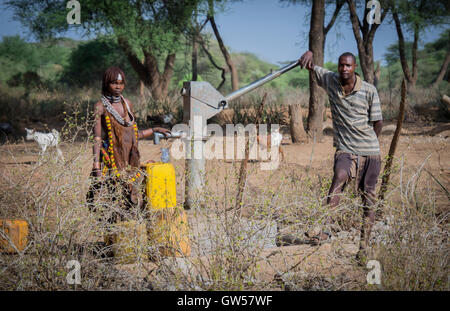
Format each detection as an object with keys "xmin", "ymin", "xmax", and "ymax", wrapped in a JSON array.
[
  {"xmin": 223, "ymin": 60, "xmax": 300, "ymax": 103},
  {"xmin": 153, "ymin": 131, "xmax": 183, "ymax": 145}
]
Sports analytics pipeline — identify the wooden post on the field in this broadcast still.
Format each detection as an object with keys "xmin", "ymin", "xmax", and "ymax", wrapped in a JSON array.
[
  {"xmin": 289, "ymin": 103, "xmax": 308, "ymax": 143},
  {"xmin": 442, "ymin": 94, "xmax": 450, "ymax": 106}
]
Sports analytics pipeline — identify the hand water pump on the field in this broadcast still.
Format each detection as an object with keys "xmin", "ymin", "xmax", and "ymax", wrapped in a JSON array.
[{"xmin": 181, "ymin": 60, "xmax": 301, "ymax": 209}]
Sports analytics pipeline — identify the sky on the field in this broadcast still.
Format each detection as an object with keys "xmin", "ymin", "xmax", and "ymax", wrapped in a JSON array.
[{"xmin": 0, "ymin": 0, "xmax": 447, "ymax": 66}]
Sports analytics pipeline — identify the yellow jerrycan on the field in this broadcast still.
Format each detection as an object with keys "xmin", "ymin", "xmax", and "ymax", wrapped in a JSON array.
[
  {"xmin": 0, "ymin": 219, "xmax": 29, "ymax": 253},
  {"xmin": 144, "ymin": 162, "xmax": 191, "ymax": 257},
  {"xmin": 109, "ymin": 220, "xmax": 148, "ymax": 264},
  {"xmin": 145, "ymin": 162, "xmax": 177, "ymax": 210}
]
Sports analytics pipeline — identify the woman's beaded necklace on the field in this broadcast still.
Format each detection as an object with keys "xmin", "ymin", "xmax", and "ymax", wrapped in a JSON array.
[
  {"xmin": 104, "ymin": 113, "xmax": 141, "ymax": 183},
  {"xmin": 104, "ymin": 94, "xmax": 121, "ymax": 103},
  {"xmin": 101, "ymin": 95, "xmax": 134, "ymax": 127}
]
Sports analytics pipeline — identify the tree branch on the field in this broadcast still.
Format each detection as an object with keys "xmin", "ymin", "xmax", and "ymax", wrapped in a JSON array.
[
  {"xmin": 412, "ymin": 22, "xmax": 419, "ymax": 82},
  {"xmin": 116, "ymin": 36, "xmax": 148, "ymax": 83},
  {"xmin": 143, "ymin": 49, "xmax": 162, "ymax": 88},
  {"xmin": 346, "ymin": 0, "xmax": 366, "ymax": 57},
  {"xmin": 161, "ymin": 53, "xmax": 176, "ymax": 96},
  {"xmin": 392, "ymin": 11, "xmax": 412, "ymax": 83},
  {"xmin": 325, "ymin": 0, "xmax": 344, "ymax": 35},
  {"xmin": 208, "ymin": 14, "xmax": 239, "ymax": 91},
  {"xmin": 368, "ymin": 7, "xmax": 389, "ymax": 42},
  {"xmin": 199, "ymin": 38, "xmax": 226, "ymax": 90},
  {"xmin": 432, "ymin": 49, "xmax": 450, "ymax": 86}
]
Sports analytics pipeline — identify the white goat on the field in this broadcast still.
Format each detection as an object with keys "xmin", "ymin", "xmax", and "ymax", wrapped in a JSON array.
[
  {"xmin": 257, "ymin": 127, "xmax": 284, "ymax": 161},
  {"xmin": 25, "ymin": 128, "xmax": 64, "ymax": 161}
]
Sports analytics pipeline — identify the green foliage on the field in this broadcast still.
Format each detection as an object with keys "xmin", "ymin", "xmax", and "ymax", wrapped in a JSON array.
[
  {"xmin": 0, "ymin": 36, "xmax": 72, "ymax": 86},
  {"xmin": 61, "ymin": 36, "xmax": 140, "ymax": 91},
  {"xmin": 6, "ymin": 0, "xmax": 198, "ymax": 52},
  {"xmin": 392, "ymin": 0, "xmax": 450, "ymax": 32},
  {"xmin": 6, "ymin": 0, "xmax": 201, "ymax": 101},
  {"xmin": 379, "ymin": 29, "xmax": 450, "ymax": 90}
]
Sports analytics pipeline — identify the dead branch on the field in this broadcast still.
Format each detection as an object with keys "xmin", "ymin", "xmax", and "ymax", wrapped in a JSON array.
[
  {"xmin": 379, "ymin": 79, "xmax": 407, "ymax": 201},
  {"xmin": 234, "ymin": 93, "xmax": 267, "ymax": 211}
]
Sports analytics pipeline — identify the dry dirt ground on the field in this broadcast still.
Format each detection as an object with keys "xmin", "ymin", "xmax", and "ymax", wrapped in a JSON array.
[{"xmin": 1, "ymin": 121, "xmax": 449, "ymax": 290}]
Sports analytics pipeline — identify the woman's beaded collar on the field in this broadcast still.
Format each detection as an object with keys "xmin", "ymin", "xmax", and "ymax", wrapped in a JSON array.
[{"xmin": 101, "ymin": 94, "xmax": 134, "ymax": 127}]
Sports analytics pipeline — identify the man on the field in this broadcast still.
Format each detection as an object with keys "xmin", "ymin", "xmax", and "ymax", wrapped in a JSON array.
[{"xmin": 299, "ymin": 51, "xmax": 383, "ymax": 262}]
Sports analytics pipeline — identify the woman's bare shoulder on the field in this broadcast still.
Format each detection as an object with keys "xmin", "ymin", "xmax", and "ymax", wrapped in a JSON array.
[
  {"xmin": 94, "ymin": 100, "xmax": 104, "ymax": 114},
  {"xmin": 123, "ymin": 97, "xmax": 133, "ymax": 109}
]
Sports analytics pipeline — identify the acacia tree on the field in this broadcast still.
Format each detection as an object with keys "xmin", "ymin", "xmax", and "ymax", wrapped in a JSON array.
[
  {"xmin": 282, "ymin": 0, "xmax": 345, "ymax": 141},
  {"xmin": 432, "ymin": 30, "xmax": 450, "ymax": 86},
  {"xmin": 390, "ymin": 0, "xmax": 449, "ymax": 90},
  {"xmin": 6, "ymin": 0, "xmax": 199, "ymax": 103},
  {"xmin": 346, "ymin": 0, "xmax": 390, "ymax": 84},
  {"xmin": 186, "ymin": 4, "xmax": 210, "ymax": 82},
  {"xmin": 184, "ymin": 0, "xmax": 239, "ymax": 91},
  {"xmin": 207, "ymin": 0, "xmax": 239, "ymax": 91}
]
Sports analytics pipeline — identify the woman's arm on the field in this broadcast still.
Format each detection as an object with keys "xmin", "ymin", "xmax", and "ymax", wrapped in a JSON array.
[
  {"xmin": 138, "ymin": 127, "xmax": 171, "ymax": 140},
  {"xmin": 125, "ymin": 98, "xmax": 172, "ymax": 139}
]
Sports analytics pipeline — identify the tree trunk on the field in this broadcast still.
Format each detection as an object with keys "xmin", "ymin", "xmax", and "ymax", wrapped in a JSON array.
[
  {"xmin": 303, "ymin": 0, "xmax": 343, "ymax": 142},
  {"xmin": 208, "ymin": 15, "xmax": 239, "ymax": 91},
  {"xmin": 144, "ymin": 51, "xmax": 175, "ymax": 103},
  {"xmin": 307, "ymin": 75, "xmax": 325, "ymax": 142},
  {"xmin": 306, "ymin": 0, "xmax": 326, "ymax": 142},
  {"xmin": 139, "ymin": 80, "xmax": 145, "ymax": 103},
  {"xmin": 208, "ymin": 0, "xmax": 239, "ymax": 92},
  {"xmin": 442, "ymin": 95, "xmax": 450, "ymax": 106},
  {"xmin": 374, "ymin": 62, "xmax": 381, "ymax": 88},
  {"xmin": 433, "ymin": 49, "xmax": 450, "ymax": 86},
  {"xmin": 192, "ymin": 35, "xmax": 198, "ymax": 81},
  {"xmin": 160, "ymin": 53, "xmax": 176, "ymax": 101},
  {"xmin": 363, "ymin": 41, "xmax": 375, "ymax": 84},
  {"xmin": 392, "ymin": 12, "xmax": 411, "ymax": 83},
  {"xmin": 393, "ymin": 11, "xmax": 420, "ymax": 90},
  {"xmin": 191, "ymin": 10, "xmax": 204, "ymax": 82},
  {"xmin": 411, "ymin": 23, "xmax": 419, "ymax": 89},
  {"xmin": 347, "ymin": 0, "xmax": 387, "ymax": 84},
  {"xmin": 117, "ymin": 36, "xmax": 175, "ymax": 103},
  {"xmin": 289, "ymin": 104, "xmax": 307, "ymax": 143}
]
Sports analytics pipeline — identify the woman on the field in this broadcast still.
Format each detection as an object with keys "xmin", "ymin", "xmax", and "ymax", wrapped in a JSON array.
[{"xmin": 87, "ymin": 67, "xmax": 170, "ymax": 214}]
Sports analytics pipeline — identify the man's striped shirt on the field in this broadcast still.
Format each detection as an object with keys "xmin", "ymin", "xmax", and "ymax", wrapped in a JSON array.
[{"xmin": 314, "ymin": 65, "xmax": 382, "ymax": 156}]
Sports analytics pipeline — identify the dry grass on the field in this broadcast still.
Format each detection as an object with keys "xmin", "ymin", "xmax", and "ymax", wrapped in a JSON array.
[
  {"xmin": 1, "ymin": 127, "xmax": 448, "ymax": 290},
  {"xmin": 0, "ymin": 85, "xmax": 448, "ymax": 291}
]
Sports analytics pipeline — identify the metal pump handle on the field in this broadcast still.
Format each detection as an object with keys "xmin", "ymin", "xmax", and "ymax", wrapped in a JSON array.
[{"xmin": 223, "ymin": 60, "xmax": 300, "ymax": 103}]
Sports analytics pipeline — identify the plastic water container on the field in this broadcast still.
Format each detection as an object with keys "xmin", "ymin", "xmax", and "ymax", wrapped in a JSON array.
[
  {"xmin": 0, "ymin": 219, "xmax": 28, "ymax": 253},
  {"xmin": 109, "ymin": 220, "xmax": 148, "ymax": 264},
  {"xmin": 145, "ymin": 162, "xmax": 177, "ymax": 210},
  {"xmin": 144, "ymin": 162, "xmax": 190, "ymax": 257},
  {"xmin": 147, "ymin": 207, "xmax": 191, "ymax": 257},
  {"xmin": 161, "ymin": 148, "xmax": 170, "ymax": 163}
]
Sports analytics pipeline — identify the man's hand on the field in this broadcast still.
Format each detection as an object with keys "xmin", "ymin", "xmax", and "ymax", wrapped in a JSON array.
[
  {"xmin": 373, "ymin": 120, "xmax": 383, "ymax": 138},
  {"xmin": 299, "ymin": 51, "xmax": 314, "ymax": 71}
]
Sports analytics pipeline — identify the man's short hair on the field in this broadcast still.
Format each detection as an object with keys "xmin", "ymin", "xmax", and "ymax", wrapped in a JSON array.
[{"xmin": 339, "ymin": 52, "xmax": 357, "ymax": 64}]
